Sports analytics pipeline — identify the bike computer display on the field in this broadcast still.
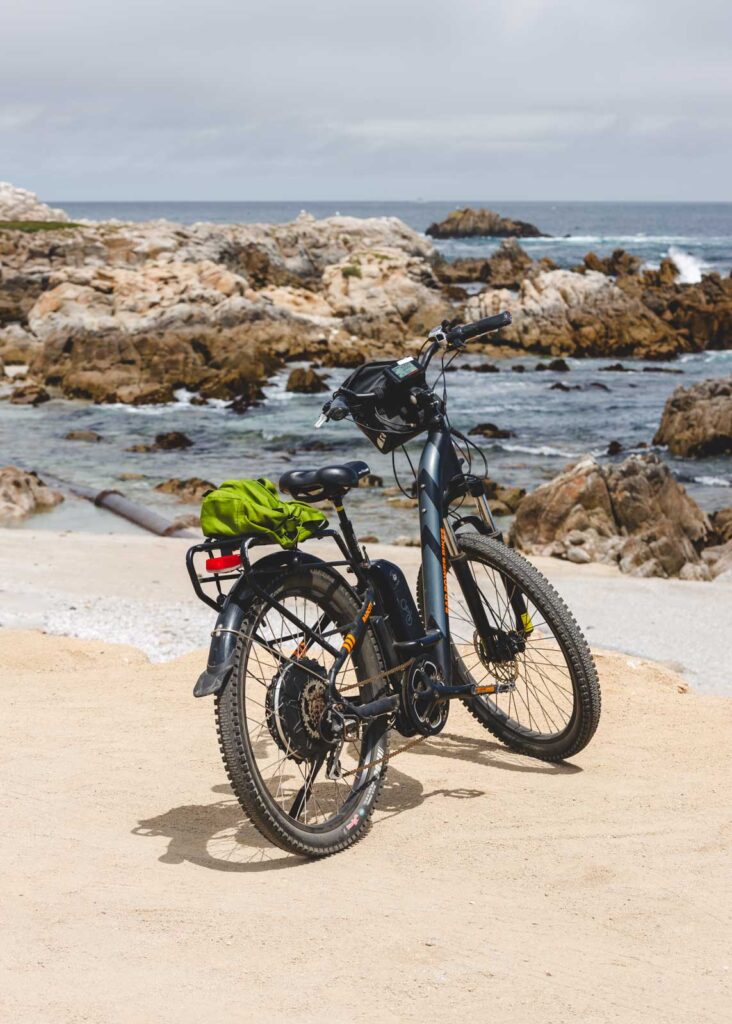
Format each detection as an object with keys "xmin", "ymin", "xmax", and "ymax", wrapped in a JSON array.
[{"xmin": 384, "ymin": 357, "xmax": 421, "ymax": 384}]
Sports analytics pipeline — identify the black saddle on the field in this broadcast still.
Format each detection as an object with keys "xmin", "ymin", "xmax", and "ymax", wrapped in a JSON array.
[{"xmin": 279, "ymin": 460, "xmax": 370, "ymax": 503}]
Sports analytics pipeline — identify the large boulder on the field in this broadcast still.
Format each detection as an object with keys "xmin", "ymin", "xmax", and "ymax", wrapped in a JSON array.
[
  {"xmin": 426, "ymin": 208, "xmax": 546, "ymax": 239},
  {"xmin": 653, "ymin": 376, "xmax": 732, "ymax": 457},
  {"xmin": 0, "ymin": 183, "xmax": 69, "ymax": 223},
  {"xmin": 511, "ymin": 453, "xmax": 712, "ymax": 579},
  {"xmin": 322, "ymin": 247, "xmax": 452, "ymax": 343},
  {"xmin": 0, "ymin": 465, "xmax": 64, "ymax": 523},
  {"xmin": 466, "ymin": 269, "xmax": 683, "ymax": 358}
]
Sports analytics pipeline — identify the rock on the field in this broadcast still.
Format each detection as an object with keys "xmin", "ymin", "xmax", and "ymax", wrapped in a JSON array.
[
  {"xmin": 155, "ymin": 477, "xmax": 214, "ymax": 503},
  {"xmin": 130, "ymin": 431, "xmax": 194, "ymax": 453},
  {"xmin": 511, "ymin": 453, "xmax": 712, "ymax": 579},
  {"xmin": 642, "ymin": 366, "xmax": 683, "ymax": 374},
  {"xmin": 286, "ymin": 367, "xmax": 328, "ymax": 394},
  {"xmin": 710, "ymin": 508, "xmax": 732, "ymax": 544},
  {"xmin": 588, "ymin": 381, "xmax": 610, "ymax": 391},
  {"xmin": 466, "ymin": 269, "xmax": 683, "ymax": 358},
  {"xmin": 468, "ymin": 423, "xmax": 515, "ymax": 440},
  {"xmin": 550, "ymin": 381, "xmax": 580, "ymax": 392},
  {"xmin": 471, "ymin": 362, "xmax": 501, "ymax": 373},
  {"xmin": 607, "ymin": 440, "xmax": 623, "ymax": 456},
  {"xmin": 653, "ymin": 376, "xmax": 732, "ymax": 457},
  {"xmin": 536, "ymin": 358, "xmax": 570, "ymax": 372},
  {"xmin": 358, "ymin": 473, "xmax": 384, "ymax": 488},
  {"xmin": 703, "ymin": 538, "xmax": 732, "ymax": 579},
  {"xmin": 436, "ymin": 240, "xmax": 534, "ymax": 290},
  {"xmin": 393, "ymin": 535, "xmax": 420, "ymax": 547},
  {"xmin": 511, "ymin": 364, "xmax": 525, "ymax": 373},
  {"xmin": 387, "ymin": 496, "xmax": 418, "ymax": 509},
  {"xmin": 65, "ymin": 430, "xmax": 102, "ymax": 442},
  {"xmin": 600, "ymin": 363, "xmax": 631, "ymax": 372},
  {"xmin": 426, "ymin": 208, "xmax": 546, "ymax": 239},
  {"xmin": 0, "ymin": 465, "xmax": 64, "ymax": 522},
  {"xmin": 9, "ymin": 382, "xmax": 50, "ymax": 405},
  {"xmin": 482, "ymin": 478, "xmax": 526, "ymax": 512},
  {"xmin": 0, "ymin": 183, "xmax": 69, "ymax": 222},
  {"xmin": 322, "ymin": 247, "xmax": 452, "ymax": 343},
  {"xmin": 154, "ymin": 431, "xmax": 193, "ymax": 451},
  {"xmin": 581, "ymin": 249, "xmax": 642, "ymax": 278},
  {"xmin": 358, "ymin": 534, "xmax": 380, "ymax": 543}
]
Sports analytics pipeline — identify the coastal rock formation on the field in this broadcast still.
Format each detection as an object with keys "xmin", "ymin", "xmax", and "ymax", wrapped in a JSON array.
[
  {"xmin": 286, "ymin": 367, "xmax": 328, "ymax": 393},
  {"xmin": 0, "ymin": 465, "xmax": 64, "ymax": 523},
  {"xmin": 511, "ymin": 453, "xmax": 712, "ymax": 579},
  {"xmin": 0, "ymin": 202, "xmax": 443, "ymax": 399},
  {"xmin": 322, "ymin": 247, "xmax": 451, "ymax": 343},
  {"xmin": 9, "ymin": 382, "xmax": 50, "ymax": 405},
  {"xmin": 466, "ymin": 269, "xmax": 681, "ymax": 358},
  {"xmin": 426, "ymin": 208, "xmax": 546, "ymax": 239},
  {"xmin": 435, "ymin": 240, "xmax": 540, "ymax": 289},
  {"xmin": 155, "ymin": 477, "xmax": 214, "ymax": 503},
  {"xmin": 653, "ymin": 376, "xmax": 732, "ymax": 457},
  {"xmin": 0, "ymin": 183, "xmax": 69, "ymax": 223}
]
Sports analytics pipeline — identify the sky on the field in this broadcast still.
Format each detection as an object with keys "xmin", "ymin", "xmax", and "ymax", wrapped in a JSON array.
[{"xmin": 2, "ymin": 0, "xmax": 731, "ymax": 201}]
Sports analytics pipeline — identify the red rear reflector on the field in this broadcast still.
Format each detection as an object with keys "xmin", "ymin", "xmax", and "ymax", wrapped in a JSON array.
[{"xmin": 205, "ymin": 553, "xmax": 242, "ymax": 572}]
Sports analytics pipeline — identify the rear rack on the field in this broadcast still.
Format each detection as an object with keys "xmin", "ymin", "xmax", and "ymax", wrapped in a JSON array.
[{"xmin": 185, "ymin": 528, "xmax": 354, "ymax": 611}]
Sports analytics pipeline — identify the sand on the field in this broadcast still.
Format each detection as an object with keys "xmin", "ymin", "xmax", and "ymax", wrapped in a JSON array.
[
  {"xmin": 0, "ymin": 527, "xmax": 729, "ymax": 693},
  {"xmin": 1, "ymin": 626, "xmax": 731, "ymax": 1023},
  {"xmin": 1, "ymin": 526, "xmax": 731, "ymax": 1022}
]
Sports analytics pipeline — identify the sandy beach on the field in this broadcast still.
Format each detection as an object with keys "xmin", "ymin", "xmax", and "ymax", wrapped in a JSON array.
[{"xmin": 1, "ymin": 528, "xmax": 731, "ymax": 1023}]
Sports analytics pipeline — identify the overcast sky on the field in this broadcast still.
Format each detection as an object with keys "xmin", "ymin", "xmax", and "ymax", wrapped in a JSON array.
[{"xmin": 2, "ymin": 0, "xmax": 731, "ymax": 201}]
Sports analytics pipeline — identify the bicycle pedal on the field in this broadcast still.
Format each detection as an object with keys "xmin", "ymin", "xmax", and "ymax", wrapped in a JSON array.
[{"xmin": 472, "ymin": 681, "xmax": 516, "ymax": 696}]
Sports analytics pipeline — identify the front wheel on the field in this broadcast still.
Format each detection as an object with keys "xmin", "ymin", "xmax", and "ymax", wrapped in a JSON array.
[{"xmin": 419, "ymin": 532, "xmax": 601, "ymax": 761}]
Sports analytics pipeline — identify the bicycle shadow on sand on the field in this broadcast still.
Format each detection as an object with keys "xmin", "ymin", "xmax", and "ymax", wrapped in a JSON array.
[{"xmin": 132, "ymin": 731, "xmax": 579, "ymax": 873}]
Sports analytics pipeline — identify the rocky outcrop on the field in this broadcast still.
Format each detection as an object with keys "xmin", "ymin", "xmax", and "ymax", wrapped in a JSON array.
[
  {"xmin": 653, "ymin": 376, "xmax": 732, "ymax": 457},
  {"xmin": 9, "ymin": 382, "xmax": 50, "ymax": 405},
  {"xmin": 0, "ymin": 465, "xmax": 64, "ymax": 522},
  {"xmin": 0, "ymin": 183, "xmax": 70, "ymax": 223},
  {"xmin": 0, "ymin": 202, "xmax": 446, "ymax": 401},
  {"xmin": 426, "ymin": 208, "xmax": 546, "ymax": 239},
  {"xmin": 511, "ymin": 453, "xmax": 712, "ymax": 579},
  {"xmin": 155, "ymin": 477, "xmax": 213, "ymax": 503},
  {"xmin": 435, "ymin": 240, "xmax": 541, "ymax": 289},
  {"xmin": 466, "ymin": 269, "xmax": 682, "ymax": 358},
  {"xmin": 321, "ymin": 247, "xmax": 451, "ymax": 343},
  {"xmin": 286, "ymin": 367, "xmax": 328, "ymax": 393}
]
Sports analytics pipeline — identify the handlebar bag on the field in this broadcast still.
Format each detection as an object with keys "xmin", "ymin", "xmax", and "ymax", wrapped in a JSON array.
[
  {"xmin": 339, "ymin": 359, "xmax": 427, "ymax": 453},
  {"xmin": 200, "ymin": 478, "xmax": 327, "ymax": 548}
]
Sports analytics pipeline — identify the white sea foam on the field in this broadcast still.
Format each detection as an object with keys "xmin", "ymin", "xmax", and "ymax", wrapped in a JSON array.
[
  {"xmin": 500, "ymin": 442, "xmax": 580, "ymax": 458},
  {"xmin": 668, "ymin": 246, "xmax": 707, "ymax": 284},
  {"xmin": 693, "ymin": 476, "xmax": 731, "ymax": 488}
]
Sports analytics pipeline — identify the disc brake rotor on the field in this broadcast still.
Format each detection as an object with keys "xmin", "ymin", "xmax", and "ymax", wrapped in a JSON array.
[{"xmin": 473, "ymin": 630, "xmax": 520, "ymax": 683}]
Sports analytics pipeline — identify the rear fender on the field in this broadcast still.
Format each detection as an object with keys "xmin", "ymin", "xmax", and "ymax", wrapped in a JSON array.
[{"xmin": 194, "ymin": 549, "xmax": 330, "ymax": 698}]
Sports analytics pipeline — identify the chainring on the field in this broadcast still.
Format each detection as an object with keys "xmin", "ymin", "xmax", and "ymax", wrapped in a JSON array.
[{"xmin": 401, "ymin": 658, "xmax": 450, "ymax": 737}]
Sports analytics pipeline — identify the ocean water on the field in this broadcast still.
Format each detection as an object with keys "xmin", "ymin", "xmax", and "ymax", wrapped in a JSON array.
[
  {"xmin": 3, "ymin": 200, "xmax": 730, "ymax": 537},
  {"xmin": 58, "ymin": 199, "xmax": 732, "ymax": 280},
  {"xmin": 2, "ymin": 351, "xmax": 730, "ymax": 540}
]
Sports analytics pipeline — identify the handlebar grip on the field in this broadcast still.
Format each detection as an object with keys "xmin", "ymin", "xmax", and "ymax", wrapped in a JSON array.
[
  {"xmin": 451, "ymin": 310, "xmax": 512, "ymax": 343},
  {"xmin": 328, "ymin": 395, "xmax": 349, "ymax": 421}
]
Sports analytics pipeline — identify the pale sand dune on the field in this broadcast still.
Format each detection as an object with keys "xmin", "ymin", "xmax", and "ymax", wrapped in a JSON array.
[{"xmin": 1, "ymin": 627, "xmax": 730, "ymax": 1023}]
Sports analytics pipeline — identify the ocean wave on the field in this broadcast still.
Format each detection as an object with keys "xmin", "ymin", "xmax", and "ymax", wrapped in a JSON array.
[
  {"xmin": 500, "ymin": 442, "xmax": 580, "ymax": 458},
  {"xmin": 667, "ymin": 246, "xmax": 708, "ymax": 284},
  {"xmin": 693, "ymin": 475, "xmax": 731, "ymax": 488}
]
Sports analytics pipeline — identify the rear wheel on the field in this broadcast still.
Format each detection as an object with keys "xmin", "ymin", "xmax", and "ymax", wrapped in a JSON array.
[
  {"xmin": 215, "ymin": 566, "xmax": 389, "ymax": 858},
  {"xmin": 419, "ymin": 532, "xmax": 601, "ymax": 761}
]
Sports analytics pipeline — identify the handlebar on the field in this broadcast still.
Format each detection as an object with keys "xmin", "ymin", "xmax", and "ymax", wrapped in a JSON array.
[{"xmin": 446, "ymin": 310, "xmax": 512, "ymax": 345}]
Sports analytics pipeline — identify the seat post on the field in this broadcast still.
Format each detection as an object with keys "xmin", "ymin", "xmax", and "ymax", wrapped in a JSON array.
[{"xmin": 331, "ymin": 492, "xmax": 363, "ymax": 562}]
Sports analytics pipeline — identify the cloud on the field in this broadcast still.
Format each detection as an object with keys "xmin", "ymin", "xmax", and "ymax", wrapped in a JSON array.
[{"xmin": 1, "ymin": 0, "xmax": 730, "ymax": 199}]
